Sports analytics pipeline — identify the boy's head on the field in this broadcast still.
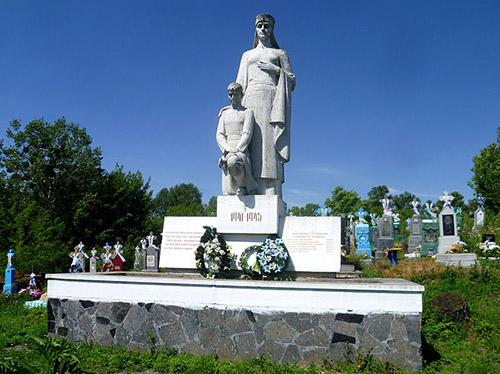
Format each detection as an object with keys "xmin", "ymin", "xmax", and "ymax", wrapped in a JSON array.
[{"xmin": 227, "ymin": 82, "xmax": 243, "ymax": 107}]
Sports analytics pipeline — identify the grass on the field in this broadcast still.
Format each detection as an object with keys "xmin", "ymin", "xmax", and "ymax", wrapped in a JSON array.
[{"xmin": 1, "ymin": 259, "xmax": 500, "ymax": 373}]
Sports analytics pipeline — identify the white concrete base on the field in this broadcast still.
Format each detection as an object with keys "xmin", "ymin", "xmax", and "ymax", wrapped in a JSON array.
[
  {"xmin": 47, "ymin": 272, "xmax": 424, "ymax": 314},
  {"xmin": 160, "ymin": 216, "xmax": 341, "ymax": 273},
  {"xmin": 435, "ymin": 253, "xmax": 478, "ymax": 267},
  {"xmin": 216, "ymin": 195, "xmax": 286, "ymax": 234},
  {"xmin": 437, "ymin": 235, "xmax": 460, "ymax": 254}
]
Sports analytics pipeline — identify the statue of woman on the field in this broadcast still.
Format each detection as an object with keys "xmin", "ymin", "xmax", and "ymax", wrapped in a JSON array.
[{"xmin": 236, "ymin": 14, "xmax": 295, "ymax": 197}]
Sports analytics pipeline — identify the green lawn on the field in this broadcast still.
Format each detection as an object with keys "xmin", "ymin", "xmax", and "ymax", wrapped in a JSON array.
[{"xmin": 1, "ymin": 259, "xmax": 499, "ymax": 374}]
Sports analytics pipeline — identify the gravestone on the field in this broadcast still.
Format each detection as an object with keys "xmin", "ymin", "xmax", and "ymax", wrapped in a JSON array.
[
  {"xmin": 3, "ymin": 250, "xmax": 17, "ymax": 295},
  {"xmin": 340, "ymin": 215, "xmax": 349, "ymax": 249},
  {"xmin": 142, "ymin": 232, "xmax": 160, "ymax": 272},
  {"xmin": 474, "ymin": 194, "xmax": 486, "ymax": 229},
  {"xmin": 89, "ymin": 248, "xmax": 98, "ymax": 273},
  {"xmin": 369, "ymin": 226, "xmax": 379, "ymax": 249},
  {"xmin": 111, "ymin": 242, "xmax": 126, "ymax": 271},
  {"xmin": 437, "ymin": 205, "xmax": 459, "ymax": 254},
  {"xmin": 377, "ymin": 214, "xmax": 394, "ymax": 250},
  {"xmin": 421, "ymin": 219, "xmax": 439, "ymax": 256},
  {"xmin": 482, "ymin": 234, "xmax": 496, "ymax": 243},
  {"xmin": 408, "ymin": 215, "xmax": 423, "ymax": 252},
  {"xmin": 134, "ymin": 246, "xmax": 143, "ymax": 271},
  {"xmin": 354, "ymin": 208, "xmax": 371, "ymax": 257}
]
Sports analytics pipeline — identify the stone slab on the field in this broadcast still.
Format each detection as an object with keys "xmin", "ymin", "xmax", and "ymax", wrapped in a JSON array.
[
  {"xmin": 46, "ymin": 273, "xmax": 424, "ymax": 314},
  {"xmin": 160, "ymin": 216, "xmax": 341, "ymax": 273},
  {"xmin": 159, "ymin": 217, "xmax": 217, "ymax": 269},
  {"xmin": 437, "ymin": 235, "xmax": 459, "ymax": 255},
  {"xmin": 216, "ymin": 195, "xmax": 286, "ymax": 234},
  {"xmin": 435, "ymin": 253, "xmax": 478, "ymax": 267}
]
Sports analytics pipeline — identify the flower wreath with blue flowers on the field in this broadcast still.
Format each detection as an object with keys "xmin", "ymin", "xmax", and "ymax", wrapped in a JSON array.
[{"xmin": 239, "ymin": 236, "xmax": 290, "ymax": 279}]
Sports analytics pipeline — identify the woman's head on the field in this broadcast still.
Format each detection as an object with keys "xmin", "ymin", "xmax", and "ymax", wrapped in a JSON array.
[{"xmin": 253, "ymin": 13, "xmax": 279, "ymax": 48}]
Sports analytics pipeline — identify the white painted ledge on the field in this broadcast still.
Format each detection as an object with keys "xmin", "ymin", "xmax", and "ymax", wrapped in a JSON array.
[{"xmin": 47, "ymin": 273, "xmax": 424, "ymax": 314}]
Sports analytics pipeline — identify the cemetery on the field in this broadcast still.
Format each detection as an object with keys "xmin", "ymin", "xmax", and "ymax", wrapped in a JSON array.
[{"xmin": 1, "ymin": 8, "xmax": 500, "ymax": 374}]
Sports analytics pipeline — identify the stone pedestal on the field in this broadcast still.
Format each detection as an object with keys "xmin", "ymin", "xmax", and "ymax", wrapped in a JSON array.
[
  {"xmin": 89, "ymin": 258, "xmax": 97, "ymax": 273},
  {"xmin": 421, "ymin": 220, "xmax": 439, "ymax": 256},
  {"xmin": 437, "ymin": 206, "xmax": 459, "ymax": 254},
  {"xmin": 142, "ymin": 246, "xmax": 160, "ymax": 272},
  {"xmin": 435, "ymin": 253, "xmax": 477, "ymax": 267},
  {"xmin": 408, "ymin": 215, "xmax": 423, "ymax": 252},
  {"xmin": 3, "ymin": 266, "xmax": 17, "ymax": 294},
  {"xmin": 216, "ymin": 195, "xmax": 286, "ymax": 234},
  {"xmin": 377, "ymin": 214, "xmax": 394, "ymax": 250},
  {"xmin": 355, "ymin": 223, "xmax": 371, "ymax": 257},
  {"xmin": 369, "ymin": 226, "xmax": 379, "ymax": 249}
]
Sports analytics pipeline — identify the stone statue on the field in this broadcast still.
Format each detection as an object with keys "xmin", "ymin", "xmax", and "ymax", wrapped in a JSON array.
[
  {"xmin": 6, "ymin": 250, "xmax": 14, "ymax": 267},
  {"xmin": 410, "ymin": 198, "xmax": 420, "ymax": 216},
  {"xmin": 380, "ymin": 194, "xmax": 393, "ymax": 215},
  {"xmin": 439, "ymin": 191, "xmax": 454, "ymax": 209},
  {"xmin": 217, "ymin": 82, "xmax": 258, "ymax": 195},
  {"xmin": 477, "ymin": 194, "xmax": 485, "ymax": 208},
  {"xmin": 146, "ymin": 232, "xmax": 157, "ymax": 248},
  {"xmin": 140, "ymin": 238, "xmax": 147, "ymax": 250},
  {"xmin": 236, "ymin": 14, "xmax": 295, "ymax": 197}
]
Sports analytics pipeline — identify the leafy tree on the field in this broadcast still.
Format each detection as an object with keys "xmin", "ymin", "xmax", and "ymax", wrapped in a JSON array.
[
  {"xmin": 324, "ymin": 186, "xmax": 361, "ymax": 215},
  {"xmin": 0, "ymin": 118, "xmax": 153, "ymax": 273},
  {"xmin": 74, "ymin": 166, "xmax": 152, "ymax": 245},
  {"xmin": 469, "ymin": 127, "xmax": 500, "ymax": 214},
  {"xmin": 392, "ymin": 191, "xmax": 416, "ymax": 211},
  {"xmin": 205, "ymin": 196, "xmax": 217, "ymax": 217},
  {"xmin": 0, "ymin": 118, "xmax": 103, "ymax": 218},
  {"xmin": 288, "ymin": 203, "xmax": 320, "ymax": 216},
  {"xmin": 151, "ymin": 183, "xmax": 205, "ymax": 217}
]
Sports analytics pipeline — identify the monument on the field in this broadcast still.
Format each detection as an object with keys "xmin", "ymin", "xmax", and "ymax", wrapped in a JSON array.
[
  {"xmin": 436, "ymin": 191, "xmax": 477, "ymax": 267},
  {"xmin": 142, "ymin": 232, "xmax": 160, "ymax": 272},
  {"xmin": 160, "ymin": 13, "xmax": 341, "ymax": 275},
  {"xmin": 408, "ymin": 199, "xmax": 423, "ymax": 252},
  {"xmin": 354, "ymin": 208, "xmax": 371, "ymax": 257},
  {"xmin": 3, "ymin": 249, "xmax": 17, "ymax": 294},
  {"xmin": 421, "ymin": 200, "xmax": 439, "ymax": 256},
  {"xmin": 474, "ymin": 194, "xmax": 485, "ymax": 229},
  {"xmin": 46, "ymin": 15, "xmax": 424, "ymax": 371},
  {"xmin": 377, "ymin": 195, "xmax": 394, "ymax": 250}
]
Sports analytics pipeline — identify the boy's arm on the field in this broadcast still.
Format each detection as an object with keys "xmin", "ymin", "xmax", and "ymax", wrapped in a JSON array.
[
  {"xmin": 216, "ymin": 109, "xmax": 230, "ymax": 153},
  {"xmin": 237, "ymin": 109, "xmax": 254, "ymax": 152}
]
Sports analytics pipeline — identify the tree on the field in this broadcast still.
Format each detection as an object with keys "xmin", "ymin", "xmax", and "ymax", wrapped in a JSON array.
[
  {"xmin": 74, "ymin": 166, "xmax": 152, "ymax": 245},
  {"xmin": 0, "ymin": 118, "xmax": 153, "ymax": 273},
  {"xmin": 288, "ymin": 203, "xmax": 320, "ymax": 216},
  {"xmin": 324, "ymin": 186, "xmax": 361, "ymax": 215},
  {"xmin": 0, "ymin": 118, "xmax": 103, "ymax": 218},
  {"xmin": 205, "ymin": 196, "xmax": 217, "ymax": 217},
  {"xmin": 151, "ymin": 183, "xmax": 205, "ymax": 217},
  {"xmin": 469, "ymin": 127, "xmax": 500, "ymax": 214}
]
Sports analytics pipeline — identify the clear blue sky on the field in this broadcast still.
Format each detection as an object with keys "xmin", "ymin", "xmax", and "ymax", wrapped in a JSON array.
[{"xmin": 1, "ymin": 1, "xmax": 499, "ymax": 208}]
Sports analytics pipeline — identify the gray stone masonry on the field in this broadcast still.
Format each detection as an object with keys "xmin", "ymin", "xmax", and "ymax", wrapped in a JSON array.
[{"xmin": 48, "ymin": 298, "xmax": 422, "ymax": 372}]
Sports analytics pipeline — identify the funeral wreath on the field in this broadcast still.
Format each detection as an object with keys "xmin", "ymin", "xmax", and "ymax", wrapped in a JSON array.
[{"xmin": 195, "ymin": 226, "xmax": 232, "ymax": 278}]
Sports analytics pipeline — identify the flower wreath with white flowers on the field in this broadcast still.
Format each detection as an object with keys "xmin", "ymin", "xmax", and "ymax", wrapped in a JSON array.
[
  {"xmin": 195, "ymin": 226, "xmax": 232, "ymax": 278},
  {"xmin": 239, "ymin": 236, "xmax": 290, "ymax": 279}
]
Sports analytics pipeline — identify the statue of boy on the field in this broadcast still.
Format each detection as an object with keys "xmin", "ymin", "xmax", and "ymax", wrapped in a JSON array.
[{"xmin": 216, "ymin": 82, "xmax": 258, "ymax": 195}]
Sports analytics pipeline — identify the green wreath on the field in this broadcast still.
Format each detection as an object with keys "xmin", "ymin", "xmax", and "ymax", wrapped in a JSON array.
[
  {"xmin": 195, "ymin": 226, "xmax": 232, "ymax": 279},
  {"xmin": 237, "ymin": 245, "xmax": 261, "ymax": 279}
]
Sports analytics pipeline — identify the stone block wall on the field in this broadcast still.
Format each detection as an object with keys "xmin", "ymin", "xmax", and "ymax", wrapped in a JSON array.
[{"xmin": 48, "ymin": 298, "xmax": 422, "ymax": 371}]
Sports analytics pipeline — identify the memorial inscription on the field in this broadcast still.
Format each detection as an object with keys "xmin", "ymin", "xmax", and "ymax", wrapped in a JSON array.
[{"xmin": 443, "ymin": 215, "xmax": 455, "ymax": 236}]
